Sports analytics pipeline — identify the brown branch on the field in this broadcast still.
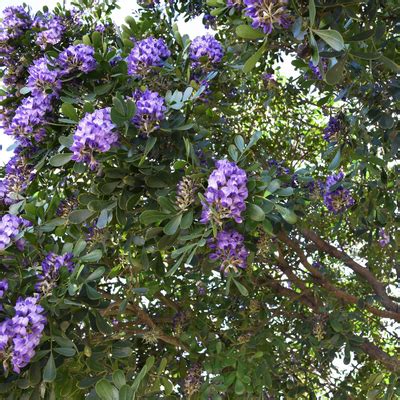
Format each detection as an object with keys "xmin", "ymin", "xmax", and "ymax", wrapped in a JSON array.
[
  {"xmin": 155, "ymin": 291, "xmax": 180, "ymax": 312},
  {"xmin": 98, "ymin": 290, "xmax": 188, "ymax": 351},
  {"xmin": 275, "ymin": 246, "xmax": 322, "ymax": 310},
  {"xmin": 301, "ymin": 228, "xmax": 400, "ymax": 313},
  {"xmin": 276, "ymin": 231, "xmax": 400, "ymax": 322},
  {"xmin": 257, "ymin": 275, "xmax": 319, "ymax": 312},
  {"xmin": 359, "ymin": 341, "xmax": 400, "ymax": 373},
  {"xmin": 258, "ymin": 266, "xmax": 400, "ymax": 373}
]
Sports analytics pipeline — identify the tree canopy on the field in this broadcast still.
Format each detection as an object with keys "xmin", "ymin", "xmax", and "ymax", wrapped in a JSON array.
[{"xmin": 0, "ymin": 0, "xmax": 399, "ymax": 398}]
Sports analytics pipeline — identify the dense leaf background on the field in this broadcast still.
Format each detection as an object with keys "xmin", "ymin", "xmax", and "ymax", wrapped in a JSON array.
[{"xmin": 0, "ymin": 0, "xmax": 399, "ymax": 398}]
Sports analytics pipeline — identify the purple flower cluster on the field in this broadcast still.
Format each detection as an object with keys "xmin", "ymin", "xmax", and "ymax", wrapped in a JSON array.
[
  {"xmin": 201, "ymin": 160, "xmax": 248, "ymax": 224},
  {"xmin": 0, "ymin": 214, "xmax": 31, "ymax": 251},
  {"xmin": 227, "ymin": 0, "xmax": 243, "ymax": 8},
  {"xmin": 0, "ymin": 152, "xmax": 35, "ymax": 205},
  {"xmin": 127, "ymin": 37, "xmax": 170, "ymax": 77},
  {"xmin": 0, "ymin": 6, "xmax": 31, "ymax": 41},
  {"xmin": 0, "ymin": 296, "xmax": 46, "ymax": 373},
  {"xmin": 378, "ymin": 228, "xmax": 390, "ymax": 247},
  {"xmin": 34, "ymin": 13, "xmax": 65, "ymax": 49},
  {"xmin": 35, "ymin": 252, "xmax": 74, "ymax": 295},
  {"xmin": 307, "ymin": 179, "xmax": 325, "ymax": 200},
  {"xmin": 262, "ymin": 73, "xmax": 277, "ymax": 87},
  {"xmin": 267, "ymin": 159, "xmax": 290, "ymax": 176},
  {"xmin": 4, "ymin": 94, "xmax": 52, "ymax": 146},
  {"xmin": 27, "ymin": 57, "xmax": 61, "ymax": 98},
  {"xmin": 203, "ymin": 14, "xmax": 217, "ymax": 30},
  {"xmin": 70, "ymin": 108, "xmax": 119, "ymax": 170},
  {"xmin": 189, "ymin": 35, "xmax": 224, "ymax": 67},
  {"xmin": 132, "ymin": 89, "xmax": 166, "ymax": 134},
  {"xmin": 323, "ymin": 116, "xmax": 341, "ymax": 142},
  {"xmin": 0, "ymin": 279, "xmax": 8, "ymax": 298},
  {"xmin": 323, "ymin": 172, "xmax": 355, "ymax": 214},
  {"xmin": 208, "ymin": 230, "xmax": 249, "ymax": 273},
  {"xmin": 244, "ymin": 0, "xmax": 291, "ymax": 34},
  {"xmin": 308, "ymin": 59, "xmax": 328, "ymax": 80},
  {"xmin": 58, "ymin": 44, "xmax": 97, "ymax": 74}
]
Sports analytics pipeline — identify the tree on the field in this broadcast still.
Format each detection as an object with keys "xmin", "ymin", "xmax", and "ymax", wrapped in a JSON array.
[{"xmin": 0, "ymin": 0, "xmax": 399, "ymax": 398}]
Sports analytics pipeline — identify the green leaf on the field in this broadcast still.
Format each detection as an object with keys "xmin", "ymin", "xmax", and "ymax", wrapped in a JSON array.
[
  {"xmin": 163, "ymin": 214, "xmax": 182, "ymax": 235},
  {"xmin": 328, "ymin": 148, "xmax": 341, "ymax": 170},
  {"xmin": 245, "ymin": 130, "xmax": 263, "ymax": 150},
  {"xmin": 243, "ymin": 43, "xmax": 266, "ymax": 73},
  {"xmin": 91, "ymin": 31, "xmax": 102, "ymax": 49},
  {"xmin": 112, "ymin": 370, "xmax": 126, "ymax": 389},
  {"xmin": 236, "ymin": 25, "xmax": 264, "ymax": 40},
  {"xmin": 313, "ymin": 29, "xmax": 345, "ymax": 51},
  {"xmin": 180, "ymin": 211, "xmax": 193, "ymax": 229},
  {"xmin": 43, "ymin": 353, "xmax": 56, "ymax": 382},
  {"xmin": 234, "ymin": 135, "xmax": 245, "ymax": 152},
  {"xmin": 95, "ymin": 379, "xmax": 118, "ymax": 400},
  {"xmin": 347, "ymin": 29, "xmax": 375, "ymax": 42},
  {"xmin": 275, "ymin": 205, "xmax": 298, "ymax": 224},
  {"xmin": 309, "ymin": 32, "xmax": 319, "ymax": 66},
  {"xmin": 325, "ymin": 58, "xmax": 346, "ymax": 85},
  {"xmin": 233, "ymin": 279, "xmax": 249, "ymax": 296},
  {"xmin": 69, "ymin": 209, "xmax": 95, "ymax": 224},
  {"xmin": 248, "ymin": 203, "xmax": 265, "ymax": 221},
  {"xmin": 58, "ymin": 135, "xmax": 74, "ymax": 148},
  {"xmin": 140, "ymin": 210, "xmax": 169, "ymax": 225},
  {"xmin": 235, "ymin": 379, "xmax": 245, "ymax": 395},
  {"xmin": 61, "ymin": 103, "xmax": 79, "ymax": 122},
  {"xmin": 85, "ymin": 266, "xmax": 106, "ymax": 281},
  {"xmin": 49, "ymin": 153, "xmax": 73, "ymax": 167},
  {"xmin": 54, "ymin": 347, "xmax": 76, "ymax": 357},
  {"xmin": 210, "ymin": 7, "xmax": 225, "ymax": 16},
  {"xmin": 350, "ymin": 51, "xmax": 381, "ymax": 60},
  {"xmin": 309, "ymin": 0, "xmax": 316, "ymax": 26},
  {"xmin": 380, "ymin": 56, "xmax": 400, "ymax": 74}
]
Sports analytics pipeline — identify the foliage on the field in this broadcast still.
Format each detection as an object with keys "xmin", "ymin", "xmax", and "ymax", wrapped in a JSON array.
[{"xmin": 0, "ymin": 0, "xmax": 399, "ymax": 398}]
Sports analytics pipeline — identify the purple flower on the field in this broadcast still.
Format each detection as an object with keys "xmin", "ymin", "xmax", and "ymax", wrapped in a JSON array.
[
  {"xmin": 308, "ymin": 59, "xmax": 328, "ymax": 80},
  {"xmin": 227, "ymin": 0, "xmax": 243, "ymax": 8},
  {"xmin": 0, "ymin": 279, "xmax": 8, "ymax": 298},
  {"xmin": 70, "ymin": 108, "xmax": 119, "ymax": 170},
  {"xmin": 0, "ymin": 296, "xmax": 46, "ymax": 373},
  {"xmin": 244, "ymin": 0, "xmax": 291, "ymax": 34},
  {"xmin": 208, "ymin": 229, "xmax": 249, "ymax": 273},
  {"xmin": 378, "ymin": 228, "xmax": 390, "ymax": 247},
  {"xmin": 0, "ymin": 214, "xmax": 31, "ymax": 251},
  {"xmin": 27, "ymin": 57, "xmax": 61, "ymax": 98},
  {"xmin": 126, "ymin": 37, "xmax": 170, "ymax": 77},
  {"xmin": 189, "ymin": 35, "xmax": 224, "ymax": 67},
  {"xmin": 323, "ymin": 116, "xmax": 341, "ymax": 142},
  {"xmin": 323, "ymin": 172, "xmax": 355, "ymax": 214},
  {"xmin": 201, "ymin": 160, "xmax": 248, "ymax": 224},
  {"xmin": 34, "ymin": 14, "xmax": 65, "ymax": 49},
  {"xmin": 307, "ymin": 179, "xmax": 325, "ymax": 200},
  {"xmin": 203, "ymin": 14, "xmax": 217, "ymax": 29},
  {"xmin": 4, "ymin": 94, "xmax": 52, "ymax": 146},
  {"xmin": 0, "ymin": 151, "xmax": 35, "ymax": 205},
  {"xmin": 267, "ymin": 159, "xmax": 290, "ymax": 176},
  {"xmin": 35, "ymin": 252, "xmax": 74, "ymax": 295},
  {"xmin": 132, "ymin": 89, "xmax": 166, "ymax": 134},
  {"xmin": 58, "ymin": 44, "xmax": 97, "ymax": 74},
  {"xmin": 0, "ymin": 6, "xmax": 31, "ymax": 41},
  {"xmin": 262, "ymin": 73, "xmax": 278, "ymax": 89}
]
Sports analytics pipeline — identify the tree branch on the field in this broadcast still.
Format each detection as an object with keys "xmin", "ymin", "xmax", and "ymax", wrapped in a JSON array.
[
  {"xmin": 301, "ymin": 228, "xmax": 400, "ymax": 313},
  {"xmin": 276, "ymin": 231, "xmax": 400, "ymax": 322}
]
